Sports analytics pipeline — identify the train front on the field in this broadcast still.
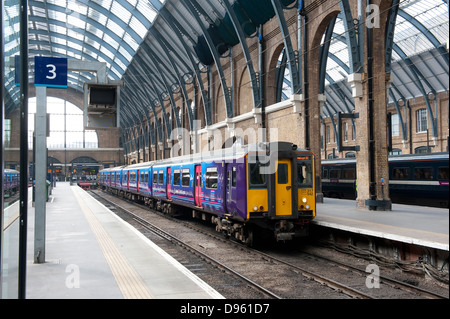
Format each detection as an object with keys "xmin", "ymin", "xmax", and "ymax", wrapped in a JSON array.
[{"xmin": 246, "ymin": 142, "xmax": 316, "ymax": 241}]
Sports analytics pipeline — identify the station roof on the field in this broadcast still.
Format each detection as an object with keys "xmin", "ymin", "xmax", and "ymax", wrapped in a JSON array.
[{"xmin": 4, "ymin": 0, "xmax": 449, "ymax": 124}]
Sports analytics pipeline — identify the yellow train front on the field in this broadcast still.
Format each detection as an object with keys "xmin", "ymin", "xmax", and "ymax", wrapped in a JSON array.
[{"xmin": 243, "ymin": 142, "xmax": 316, "ymax": 242}]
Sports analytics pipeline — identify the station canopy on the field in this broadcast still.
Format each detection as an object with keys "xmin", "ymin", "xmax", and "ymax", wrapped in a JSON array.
[{"xmin": 3, "ymin": 0, "xmax": 449, "ymax": 122}]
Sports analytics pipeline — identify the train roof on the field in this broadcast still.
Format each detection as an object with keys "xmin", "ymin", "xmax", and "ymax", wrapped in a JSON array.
[
  {"xmin": 101, "ymin": 141, "xmax": 308, "ymax": 172},
  {"xmin": 322, "ymin": 152, "xmax": 449, "ymax": 165}
]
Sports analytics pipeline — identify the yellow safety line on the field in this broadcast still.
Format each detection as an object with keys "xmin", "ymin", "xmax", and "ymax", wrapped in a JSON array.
[{"xmin": 72, "ymin": 187, "xmax": 153, "ymax": 299}]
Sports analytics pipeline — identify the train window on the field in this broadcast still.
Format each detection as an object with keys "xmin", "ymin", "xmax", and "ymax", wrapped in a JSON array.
[
  {"xmin": 329, "ymin": 169, "xmax": 340, "ymax": 179},
  {"xmin": 173, "ymin": 169, "xmax": 181, "ymax": 185},
  {"xmin": 437, "ymin": 167, "xmax": 449, "ymax": 180},
  {"xmin": 153, "ymin": 171, "xmax": 158, "ymax": 184},
  {"xmin": 232, "ymin": 167, "xmax": 237, "ymax": 187},
  {"xmin": 249, "ymin": 162, "xmax": 266, "ymax": 187},
  {"xmin": 278, "ymin": 164, "xmax": 289, "ymax": 184},
  {"xmin": 158, "ymin": 170, "xmax": 164, "ymax": 184},
  {"xmin": 298, "ymin": 161, "xmax": 313, "ymax": 187},
  {"xmin": 130, "ymin": 172, "xmax": 136, "ymax": 183},
  {"xmin": 206, "ymin": 167, "xmax": 218, "ymax": 189},
  {"xmin": 392, "ymin": 168, "xmax": 410, "ymax": 180},
  {"xmin": 182, "ymin": 169, "xmax": 190, "ymax": 187},
  {"xmin": 322, "ymin": 169, "xmax": 328, "ymax": 179},
  {"xmin": 342, "ymin": 168, "xmax": 356, "ymax": 179},
  {"xmin": 414, "ymin": 167, "xmax": 433, "ymax": 180}
]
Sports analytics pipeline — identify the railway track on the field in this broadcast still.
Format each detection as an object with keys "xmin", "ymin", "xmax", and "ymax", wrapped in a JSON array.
[{"xmin": 89, "ymin": 189, "xmax": 448, "ymax": 299}]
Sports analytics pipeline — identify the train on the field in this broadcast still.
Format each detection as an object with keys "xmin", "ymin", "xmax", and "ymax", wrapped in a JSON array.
[
  {"xmin": 3, "ymin": 169, "xmax": 20, "ymax": 197},
  {"xmin": 321, "ymin": 152, "xmax": 449, "ymax": 208},
  {"xmin": 98, "ymin": 142, "xmax": 316, "ymax": 245}
]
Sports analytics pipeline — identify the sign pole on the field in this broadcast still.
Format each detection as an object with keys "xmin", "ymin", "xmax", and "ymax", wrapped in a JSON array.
[{"xmin": 34, "ymin": 86, "xmax": 47, "ymax": 264}]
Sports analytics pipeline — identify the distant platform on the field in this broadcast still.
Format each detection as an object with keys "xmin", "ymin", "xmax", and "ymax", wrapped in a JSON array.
[
  {"xmin": 26, "ymin": 182, "xmax": 224, "ymax": 299},
  {"xmin": 314, "ymin": 198, "xmax": 449, "ymax": 251}
]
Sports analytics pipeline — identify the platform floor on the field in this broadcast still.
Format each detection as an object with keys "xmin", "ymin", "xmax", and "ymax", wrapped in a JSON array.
[
  {"xmin": 26, "ymin": 182, "xmax": 224, "ymax": 299},
  {"xmin": 314, "ymin": 198, "xmax": 449, "ymax": 251}
]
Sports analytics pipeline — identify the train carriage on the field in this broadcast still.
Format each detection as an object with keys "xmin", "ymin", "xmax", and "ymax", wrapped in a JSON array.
[{"xmin": 99, "ymin": 141, "xmax": 316, "ymax": 245}]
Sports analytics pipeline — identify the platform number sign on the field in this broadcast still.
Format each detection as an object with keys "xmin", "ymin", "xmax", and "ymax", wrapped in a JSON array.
[{"xmin": 34, "ymin": 56, "xmax": 68, "ymax": 88}]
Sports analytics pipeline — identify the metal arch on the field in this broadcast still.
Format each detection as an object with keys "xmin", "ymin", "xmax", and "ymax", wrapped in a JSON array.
[
  {"xmin": 29, "ymin": 1, "xmax": 140, "ymax": 55},
  {"xmin": 28, "ymin": 33, "xmax": 123, "ymax": 77},
  {"xmin": 28, "ymin": 16, "xmax": 130, "ymax": 69},
  {"xmin": 132, "ymin": 55, "xmax": 172, "ymax": 140},
  {"xmin": 388, "ymin": 86, "xmax": 408, "ymax": 142},
  {"xmin": 276, "ymin": 48, "xmax": 288, "ymax": 102},
  {"xmin": 148, "ymin": 27, "xmax": 195, "ymax": 131},
  {"xmin": 30, "ymin": 0, "xmax": 147, "ymax": 45},
  {"xmin": 123, "ymin": 66, "xmax": 164, "ymax": 144},
  {"xmin": 271, "ymin": 0, "xmax": 301, "ymax": 94},
  {"xmin": 139, "ymin": 40, "xmax": 181, "ymax": 130},
  {"xmin": 222, "ymin": 0, "xmax": 261, "ymax": 109},
  {"xmin": 328, "ymin": 52, "xmax": 350, "ymax": 74},
  {"xmin": 338, "ymin": 0, "xmax": 363, "ymax": 74},
  {"xmin": 393, "ymin": 44, "xmax": 438, "ymax": 138},
  {"xmin": 385, "ymin": 0, "xmax": 400, "ymax": 73},
  {"xmin": 182, "ymin": 0, "xmax": 233, "ymax": 119},
  {"xmin": 397, "ymin": 9, "xmax": 449, "ymax": 67},
  {"xmin": 159, "ymin": 7, "xmax": 213, "ymax": 126},
  {"xmin": 319, "ymin": 16, "xmax": 337, "ymax": 94}
]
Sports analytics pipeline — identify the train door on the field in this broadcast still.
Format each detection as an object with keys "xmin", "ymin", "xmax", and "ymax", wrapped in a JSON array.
[
  {"xmin": 226, "ymin": 165, "xmax": 237, "ymax": 214},
  {"xmin": 167, "ymin": 167, "xmax": 171, "ymax": 200},
  {"xmin": 137, "ymin": 170, "xmax": 140, "ymax": 193},
  {"xmin": 195, "ymin": 165, "xmax": 202, "ymax": 207},
  {"xmin": 275, "ymin": 159, "xmax": 292, "ymax": 216}
]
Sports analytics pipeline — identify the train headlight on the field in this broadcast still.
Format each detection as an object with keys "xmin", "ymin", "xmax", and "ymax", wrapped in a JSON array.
[
  {"xmin": 302, "ymin": 197, "xmax": 307, "ymax": 203},
  {"xmin": 306, "ymin": 205, "xmax": 310, "ymax": 209},
  {"xmin": 253, "ymin": 206, "xmax": 258, "ymax": 211}
]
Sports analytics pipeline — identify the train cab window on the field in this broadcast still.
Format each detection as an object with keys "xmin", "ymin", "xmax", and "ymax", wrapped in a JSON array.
[
  {"xmin": 298, "ymin": 160, "xmax": 313, "ymax": 187},
  {"xmin": 414, "ymin": 167, "xmax": 433, "ymax": 180},
  {"xmin": 392, "ymin": 168, "xmax": 410, "ymax": 180},
  {"xmin": 206, "ymin": 167, "xmax": 218, "ymax": 189},
  {"xmin": 158, "ymin": 170, "xmax": 164, "ymax": 184},
  {"xmin": 249, "ymin": 162, "xmax": 266, "ymax": 188},
  {"xmin": 182, "ymin": 169, "xmax": 190, "ymax": 187},
  {"xmin": 173, "ymin": 169, "xmax": 181, "ymax": 185},
  {"xmin": 153, "ymin": 171, "xmax": 158, "ymax": 184},
  {"xmin": 437, "ymin": 167, "xmax": 448, "ymax": 180},
  {"xmin": 278, "ymin": 164, "xmax": 289, "ymax": 184}
]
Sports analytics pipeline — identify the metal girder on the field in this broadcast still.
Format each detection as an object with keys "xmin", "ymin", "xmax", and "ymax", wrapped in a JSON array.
[
  {"xmin": 398, "ymin": 9, "xmax": 449, "ymax": 66},
  {"xmin": 133, "ymin": 55, "xmax": 172, "ymax": 140},
  {"xmin": 388, "ymin": 87, "xmax": 408, "ymax": 142},
  {"xmin": 149, "ymin": 27, "xmax": 195, "ymax": 131},
  {"xmin": 339, "ymin": 0, "xmax": 363, "ymax": 74},
  {"xmin": 159, "ymin": 7, "xmax": 213, "ymax": 126},
  {"xmin": 183, "ymin": 0, "xmax": 233, "ymax": 119},
  {"xmin": 276, "ymin": 48, "xmax": 288, "ymax": 102},
  {"xmin": 141, "ymin": 40, "xmax": 182, "ymax": 130},
  {"xmin": 222, "ymin": 0, "xmax": 261, "ymax": 109},
  {"xmin": 124, "ymin": 65, "xmax": 163, "ymax": 143},
  {"xmin": 271, "ymin": 0, "xmax": 301, "ymax": 94},
  {"xmin": 319, "ymin": 16, "xmax": 337, "ymax": 94},
  {"xmin": 385, "ymin": 0, "xmax": 400, "ymax": 73},
  {"xmin": 394, "ymin": 44, "xmax": 438, "ymax": 138}
]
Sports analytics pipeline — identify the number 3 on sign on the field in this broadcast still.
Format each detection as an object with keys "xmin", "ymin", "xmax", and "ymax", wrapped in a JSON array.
[{"xmin": 46, "ymin": 64, "xmax": 57, "ymax": 79}]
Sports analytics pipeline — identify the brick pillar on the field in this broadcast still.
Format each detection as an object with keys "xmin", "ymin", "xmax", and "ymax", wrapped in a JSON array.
[{"xmin": 353, "ymin": 5, "xmax": 392, "ymax": 211}]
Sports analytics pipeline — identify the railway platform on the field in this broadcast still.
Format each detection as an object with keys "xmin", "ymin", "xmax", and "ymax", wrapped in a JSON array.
[
  {"xmin": 314, "ymin": 198, "xmax": 449, "ymax": 251},
  {"xmin": 25, "ymin": 182, "xmax": 224, "ymax": 299}
]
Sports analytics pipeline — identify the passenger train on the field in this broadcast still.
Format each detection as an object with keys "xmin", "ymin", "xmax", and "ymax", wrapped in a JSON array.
[
  {"xmin": 3, "ymin": 169, "xmax": 20, "ymax": 197},
  {"xmin": 322, "ymin": 152, "xmax": 449, "ymax": 208},
  {"xmin": 99, "ymin": 142, "xmax": 316, "ymax": 245}
]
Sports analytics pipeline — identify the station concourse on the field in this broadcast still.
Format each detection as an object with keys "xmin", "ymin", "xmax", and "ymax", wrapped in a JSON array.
[{"xmin": 1, "ymin": 0, "xmax": 448, "ymax": 299}]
